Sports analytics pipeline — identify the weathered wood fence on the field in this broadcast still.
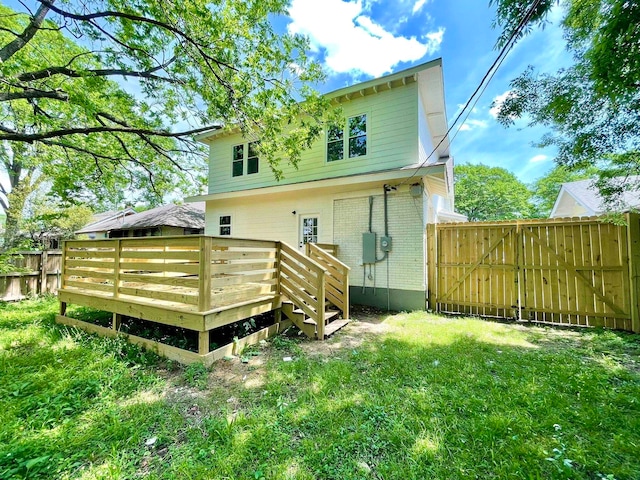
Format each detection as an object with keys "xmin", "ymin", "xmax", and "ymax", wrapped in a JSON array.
[
  {"xmin": 0, "ymin": 251, "xmax": 62, "ymax": 301},
  {"xmin": 427, "ymin": 215, "xmax": 640, "ymax": 333}
]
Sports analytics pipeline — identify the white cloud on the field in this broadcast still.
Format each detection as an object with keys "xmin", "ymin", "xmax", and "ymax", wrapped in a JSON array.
[
  {"xmin": 459, "ymin": 119, "xmax": 488, "ymax": 132},
  {"xmin": 489, "ymin": 90, "xmax": 513, "ymax": 119},
  {"xmin": 412, "ymin": 0, "xmax": 428, "ymax": 14},
  {"xmin": 287, "ymin": 0, "xmax": 444, "ymax": 77},
  {"xmin": 529, "ymin": 154, "xmax": 549, "ymax": 163}
]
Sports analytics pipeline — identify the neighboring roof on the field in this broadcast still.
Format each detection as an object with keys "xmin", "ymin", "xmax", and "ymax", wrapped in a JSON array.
[
  {"xmin": 82, "ymin": 208, "xmax": 136, "ymax": 232},
  {"xmin": 76, "ymin": 203, "xmax": 204, "ymax": 234},
  {"xmin": 550, "ymin": 176, "xmax": 640, "ymax": 217}
]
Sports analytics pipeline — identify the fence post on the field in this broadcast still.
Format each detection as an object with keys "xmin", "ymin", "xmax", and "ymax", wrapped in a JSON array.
[
  {"xmin": 626, "ymin": 212, "xmax": 640, "ymax": 333},
  {"xmin": 39, "ymin": 250, "xmax": 48, "ymax": 295},
  {"xmin": 198, "ymin": 236, "xmax": 212, "ymax": 312},
  {"xmin": 426, "ymin": 224, "xmax": 436, "ymax": 311}
]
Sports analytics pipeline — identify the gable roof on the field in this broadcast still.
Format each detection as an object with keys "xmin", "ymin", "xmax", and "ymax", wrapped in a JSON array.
[
  {"xmin": 76, "ymin": 203, "xmax": 204, "ymax": 234},
  {"xmin": 550, "ymin": 176, "xmax": 640, "ymax": 217}
]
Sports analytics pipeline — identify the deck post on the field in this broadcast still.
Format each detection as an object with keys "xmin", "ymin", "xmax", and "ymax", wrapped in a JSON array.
[
  {"xmin": 316, "ymin": 269, "xmax": 326, "ymax": 340},
  {"xmin": 343, "ymin": 267, "xmax": 350, "ymax": 320},
  {"xmin": 112, "ymin": 313, "xmax": 122, "ymax": 331},
  {"xmin": 198, "ymin": 331, "xmax": 210, "ymax": 355},
  {"xmin": 113, "ymin": 239, "xmax": 122, "ymax": 298},
  {"xmin": 626, "ymin": 212, "xmax": 640, "ymax": 333},
  {"xmin": 198, "ymin": 236, "xmax": 212, "ymax": 312}
]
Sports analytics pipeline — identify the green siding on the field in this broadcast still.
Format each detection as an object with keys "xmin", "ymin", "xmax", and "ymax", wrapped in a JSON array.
[{"xmin": 208, "ymin": 83, "xmax": 419, "ymax": 194}]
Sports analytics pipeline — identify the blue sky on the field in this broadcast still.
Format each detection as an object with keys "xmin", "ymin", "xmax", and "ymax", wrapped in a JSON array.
[{"xmin": 281, "ymin": 0, "xmax": 573, "ymax": 184}]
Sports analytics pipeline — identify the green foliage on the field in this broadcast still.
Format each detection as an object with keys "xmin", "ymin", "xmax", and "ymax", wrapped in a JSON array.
[
  {"xmin": 1, "ymin": 298, "xmax": 639, "ymax": 478},
  {"xmin": 454, "ymin": 164, "xmax": 535, "ymax": 221},
  {"xmin": 183, "ymin": 363, "xmax": 209, "ymax": 390},
  {"xmin": 492, "ymin": 0, "xmax": 640, "ymax": 210},
  {"xmin": 0, "ymin": 0, "xmax": 328, "ymax": 187},
  {"xmin": 530, "ymin": 164, "xmax": 598, "ymax": 216}
]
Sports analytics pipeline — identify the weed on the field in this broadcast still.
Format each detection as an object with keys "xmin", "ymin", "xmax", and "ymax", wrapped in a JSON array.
[{"xmin": 183, "ymin": 362, "xmax": 208, "ymax": 389}]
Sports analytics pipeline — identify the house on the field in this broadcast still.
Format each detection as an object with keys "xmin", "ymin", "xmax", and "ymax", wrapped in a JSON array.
[
  {"xmin": 76, "ymin": 207, "xmax": 136, "ymax": 240},
  {"xmin": 188, "ymin": 59, "xmax": 461, "ymax": 311},
  {"xmin": 75, "ymin": 203, "xmax": 204, "ymax": 238},
  {"xmin": 550, "ymin": 177, "xmax": 640, "ymax": 218}
]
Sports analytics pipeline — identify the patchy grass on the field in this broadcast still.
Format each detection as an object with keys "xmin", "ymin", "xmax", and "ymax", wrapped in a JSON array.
[{"xmin": 1, "ymin": 298, "xmax": 639, "ymax": 479}]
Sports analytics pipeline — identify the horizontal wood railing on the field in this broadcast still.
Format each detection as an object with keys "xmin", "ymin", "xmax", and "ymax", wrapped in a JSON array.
[
  {"xmin": 278, "ymin": 242, "xmax": 326, "ymax": 338},
  {"xmin": 306, "ymin": 242, "xmax": 350, "ymax": 320},
  {"xmin": 61, "ymin": 236, "xmax": 279, "ymax": 313},
  {"xmin": 312, "ymin": 243, "xmax": 338, "ymax": 256}
]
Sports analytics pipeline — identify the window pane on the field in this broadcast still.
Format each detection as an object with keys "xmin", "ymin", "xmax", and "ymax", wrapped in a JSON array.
[
  {"xmin": 302, "ymin": 217, "xmax": 318, "ymax": 244},
  {"xmin": 349, "ymin": 115, "xmax": 366, "ymax": 137},
  {"xmin": 327, "ymin": 124, "xmax": 343, "ymax": 142},
  {"xmin": 349, "ymin": 135, "xmax": 367, "ymax": 158},
  {"xmin": 327, "ymin": 140, "xmax": 344, "ymax": 162},
  {"xmin": 248, "ymin": 141, "xmax": 259, "ymax": 158},
  {"xmin": 233, "ymin": 144, "xmax": 244, "ymax": 161},
  {"xmin": 247, "ymin": 157, "xmax": 258, "ymax": 174},
  {"xmin": 220, "ymin": 215, "xmax": 231, "ymax": 225},
  {"xmin": 232, "ymin": 160, "xmax": 243, "ymax": 177},
  {"xmin": 220, "ymin": 226, "xmax": 231, "ymax": 236}
]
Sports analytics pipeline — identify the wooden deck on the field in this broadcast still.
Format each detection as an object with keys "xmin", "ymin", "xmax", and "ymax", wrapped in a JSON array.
[{"xmin": 57, "ymin": 236, "xmax": 350, "ymax": 365}]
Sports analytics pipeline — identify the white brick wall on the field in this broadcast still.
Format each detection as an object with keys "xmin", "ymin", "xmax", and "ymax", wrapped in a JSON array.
[{"xmin": 333, "ymin": 190, "xmax": 425, "ymax": 291}]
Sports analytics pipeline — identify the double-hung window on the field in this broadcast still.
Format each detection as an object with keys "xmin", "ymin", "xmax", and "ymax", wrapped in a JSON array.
[
  {"xmin": 219, "ymin": 215, "xmax": 231, "ymax": 236},
  {"xmin": 327, "ymin": 114, "xmax": 367, "ymax": 162},
  {"xmin": 232, "ymin": 141, "xmax": 259, "ymax": 177}
]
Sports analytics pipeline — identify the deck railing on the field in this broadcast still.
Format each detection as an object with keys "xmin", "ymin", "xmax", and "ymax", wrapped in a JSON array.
[
  {"xmin": 62, "ymin": 236, "xmax": 279, "ymax": 313},
  {"xmin": 306, "ymin": 243, "xmax": 350, "ymax": 320}
]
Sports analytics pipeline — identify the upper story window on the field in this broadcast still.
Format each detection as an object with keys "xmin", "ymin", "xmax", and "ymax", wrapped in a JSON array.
[
  {"xmin": 327, "ymin": 114, "xmax": 367, "ymax": 162},
  {"xmin": 232, "ymin": 141, "xmax": 259, "ymax": 177}
]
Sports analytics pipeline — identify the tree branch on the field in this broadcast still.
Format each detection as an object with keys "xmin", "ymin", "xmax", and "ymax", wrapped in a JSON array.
[
  {"xmin": 0, "ymin": 0, "xmax": 54, "ymax": 62},
  {"xmin": 0, "ymin": 123, "xmax": 216, "ymax": 142},
  {"xmin": 0, "ymin": 88, "xmax": 68, "ymax": 102},
  {"xmin": 17, "ymin": 56, "xmax": 179, "ymax": 83}
]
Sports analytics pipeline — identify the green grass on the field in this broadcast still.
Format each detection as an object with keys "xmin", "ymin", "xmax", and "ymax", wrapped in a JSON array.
[{"xmin": 1, "ymin": 298, "xmax": 639, "ymax": 479}]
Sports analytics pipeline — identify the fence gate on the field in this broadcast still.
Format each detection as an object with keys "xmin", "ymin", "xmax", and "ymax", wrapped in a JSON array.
[{"xmin": 427, "ymin": 215, "xmax": 640, "ymax": 333}]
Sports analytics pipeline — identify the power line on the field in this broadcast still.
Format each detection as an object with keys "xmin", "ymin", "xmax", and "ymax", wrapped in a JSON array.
[{"xmin": 396, "ymin": 0, "xmax": 544, "ymax": 188}]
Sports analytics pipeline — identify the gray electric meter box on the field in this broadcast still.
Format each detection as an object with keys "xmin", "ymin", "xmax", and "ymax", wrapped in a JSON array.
[
  {"xmin": 362, "ymin": 232, "xmax": 377, "ymax": 264},
  {"xmin": 380, "ymin": 236, "xmax": 392, "ymax": 252}
]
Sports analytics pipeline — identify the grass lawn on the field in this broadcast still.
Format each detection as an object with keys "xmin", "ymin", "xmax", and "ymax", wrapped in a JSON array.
[{"xmin": 1, "ymin": 297, "xmax": 639, "ymax": 479}]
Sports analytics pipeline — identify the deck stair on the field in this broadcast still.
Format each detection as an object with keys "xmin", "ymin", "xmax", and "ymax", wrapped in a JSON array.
[
  {"xmin": 281, "ymin": 301, "xmax": 349, "ymax": 338},
  {"xmin": 278, "ymin": 242, "xmax": 351, "ymax": 340}
]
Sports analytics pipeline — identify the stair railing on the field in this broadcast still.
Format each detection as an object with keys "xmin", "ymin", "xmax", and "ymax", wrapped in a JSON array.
[
  {"xmin": 306, "ymin": 243, "xmax": 350, "ymax": 320},
  {"xmin": 277, "ymin": 242, "xmax": 326, "ymax": 338}
]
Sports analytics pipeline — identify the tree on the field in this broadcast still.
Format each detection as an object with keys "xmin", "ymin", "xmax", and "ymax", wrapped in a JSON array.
[
  {"xmin": 0, "ymin": 0, "xmax": 327, "ymax": 246},
  {"xmin": 530, "ymin": 164, "xmax": 598, "ymax": 217},
  {"xmin": 490, "ymin": 0, "xmax": 640, "ymax": 209},
  {"xmin": 454, "ymin": 164, "xmax": 534, "ymax": 221}
]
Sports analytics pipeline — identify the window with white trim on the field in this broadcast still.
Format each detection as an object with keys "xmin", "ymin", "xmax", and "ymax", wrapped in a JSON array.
[
  {"xmin": 219, "ymin": 215, "xmax": 231, "ymax": 236},
  {"xmin": 232, "ymin": 141, "xmax": 259, "ymax": 177},
  {"xmin": 327, "ymin": 114, "xmax": 367, "ymax": 162}
]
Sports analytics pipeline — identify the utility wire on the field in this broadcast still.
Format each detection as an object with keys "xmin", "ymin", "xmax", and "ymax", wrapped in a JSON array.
[{"xmin": 395, "ymin": 0, "xmax": 544, "ymax": 188}]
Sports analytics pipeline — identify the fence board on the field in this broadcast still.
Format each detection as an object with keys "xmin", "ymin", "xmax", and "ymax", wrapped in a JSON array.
[{"xmin": 429, "ymin": 217, "xmax": 637, "ymax": 332}]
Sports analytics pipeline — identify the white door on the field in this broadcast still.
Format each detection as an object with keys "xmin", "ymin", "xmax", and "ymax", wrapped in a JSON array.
[{"xmin": 299, "ymin": 216, "xmax": 318, "ymax": 249}]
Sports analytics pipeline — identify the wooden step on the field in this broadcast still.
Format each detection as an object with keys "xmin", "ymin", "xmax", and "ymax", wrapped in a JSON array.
[
  {"xmin": 296, "ymin": 309, "xmax": 340, "ymax": 323},
  {"xmin": 324, "ymin": 319, "xmax": 350, "ymax": 337}
]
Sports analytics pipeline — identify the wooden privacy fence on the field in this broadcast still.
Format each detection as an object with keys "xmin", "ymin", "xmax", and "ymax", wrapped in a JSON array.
[
  {"xmin": 0, "ymin": 250, "xmax": 62, "ymax": 301},
  {"xmin": 427, "ymin": 215, "xmax": 640, "ymax": 333}
]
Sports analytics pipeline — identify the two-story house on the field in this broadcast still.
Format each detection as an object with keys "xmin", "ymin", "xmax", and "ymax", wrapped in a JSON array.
[{"xmin": 189, "ymin": 59, "xmax": 463, "ymax": 311}]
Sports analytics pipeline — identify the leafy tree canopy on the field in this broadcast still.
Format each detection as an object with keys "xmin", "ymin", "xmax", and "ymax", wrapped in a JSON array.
[
  {"xmin": 0, "ymin": 0, "xmax": 327, "ymax": 190},
  {"xmin": 454, "ymin": 164, "xmax": 534, "ymax": 221},
  {"xmin": 491, "ymin": 0, "xmax": 640, "ymax": 209}
]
